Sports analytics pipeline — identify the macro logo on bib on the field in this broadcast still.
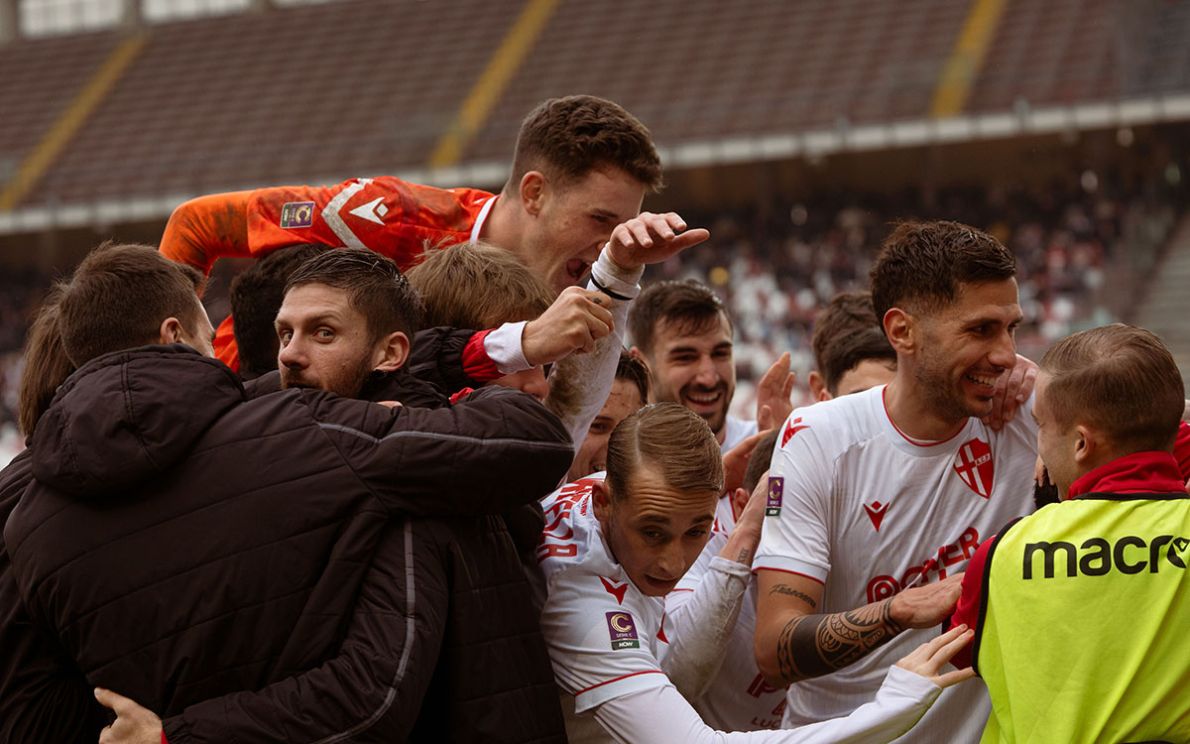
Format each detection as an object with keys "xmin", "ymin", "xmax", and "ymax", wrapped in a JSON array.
[
  {"xmin": 1022, "ymin": 534, "xmax": 1189, "ymax": 579},
  {"xmin": 606, "ymin": 611, "xmax": 640, "ymax": 650}
]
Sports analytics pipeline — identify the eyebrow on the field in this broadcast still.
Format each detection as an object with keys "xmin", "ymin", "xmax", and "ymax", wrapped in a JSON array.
[{"xmin": 591, "ymin": 208, "xmax": 621, "ymax": 221}]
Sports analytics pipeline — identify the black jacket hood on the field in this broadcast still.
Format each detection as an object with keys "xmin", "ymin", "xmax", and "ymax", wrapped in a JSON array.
[{"xmin": 31, "ymin": 344, "xmax": 245, "ymax": 498}]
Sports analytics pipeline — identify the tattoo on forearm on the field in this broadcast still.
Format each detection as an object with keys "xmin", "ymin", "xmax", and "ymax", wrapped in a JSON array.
[
  {"xmin": 736, "ymin": 548, "xmax": 752, "ymax": 564},
  {"xmin": 768, "ymin": 584, "xmax": 817, "ymax": 609},
  {"xmin": 775, "ymin": 599, "xmax": 900, "ymax": 683}
]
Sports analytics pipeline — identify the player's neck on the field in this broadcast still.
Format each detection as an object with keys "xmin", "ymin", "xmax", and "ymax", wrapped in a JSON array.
[
  {"xmin": 883, "ymin": 376, "xmax": 967, "ymax": 443},
  {"xmin": 483, "ymin": 193, "xmax": 519, "ymax": 248}
]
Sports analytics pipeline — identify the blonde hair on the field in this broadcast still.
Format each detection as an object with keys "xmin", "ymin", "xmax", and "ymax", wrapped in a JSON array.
[
  {"xmin": 606, "ymin": 403, "xmax": 724, "ymax": 498},
  {"xmin": 406, "ymin": 241, "xmax": 554, "ymax": 328}
]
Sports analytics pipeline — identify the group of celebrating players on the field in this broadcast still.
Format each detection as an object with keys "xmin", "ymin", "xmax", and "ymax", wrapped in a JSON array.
[{"xmin": 0, "ymin": 95, "xmax": 1187, "ymax": 744}]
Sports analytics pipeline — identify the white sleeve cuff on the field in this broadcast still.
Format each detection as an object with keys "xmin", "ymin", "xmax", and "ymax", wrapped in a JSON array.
[
  {"xmin": 483, "ymin": 320, "xmax": 531, "ymax": 375},
  {"xmin": 589, "ymin": 248, "xmax": 644, "ymax": 301}
]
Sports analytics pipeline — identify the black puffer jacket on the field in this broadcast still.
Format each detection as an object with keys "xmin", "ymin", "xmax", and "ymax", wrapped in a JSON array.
[{"xmin": 4, "ymin": 344, "xmax": 571, "ymax": 739}]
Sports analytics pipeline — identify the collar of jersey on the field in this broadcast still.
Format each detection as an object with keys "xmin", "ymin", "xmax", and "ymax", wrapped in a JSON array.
[{"xmin": 879, "ymin": 385, "xmax": 973, "ymax": 455}]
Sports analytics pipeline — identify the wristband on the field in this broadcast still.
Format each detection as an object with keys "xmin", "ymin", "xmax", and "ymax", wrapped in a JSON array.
[{"xmin": 590, "ymin": 275, "xmax": 633, "ymax": 302}]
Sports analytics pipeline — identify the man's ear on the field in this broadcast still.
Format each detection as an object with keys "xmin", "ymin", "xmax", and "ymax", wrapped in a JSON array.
[
  {"xmin": 373, "ymin": 331, "xmax": 411, "ymax": 373},
  {"xmin": 1072, "ymin": 424, "xmax": 1103, "ymax": 468},
  {"xmin": 592, "ymin": 480, "xmax": 613, "ymax": 522},
  {"xmin": 883, "ymin": 308, "xmax": 915, "ymax": 355},
  {"xmin": 158, "ymin": 317, "xmax": 185, "ymax": 344},
  {"xmin": 519, "ymin": 171, "xmax": 547, "ymax": 217},
  {"xmin": 807, "ymin": 370, "xmax": 828, "ymax": 401}
]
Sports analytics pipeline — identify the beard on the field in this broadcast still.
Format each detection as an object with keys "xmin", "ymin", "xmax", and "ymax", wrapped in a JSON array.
[
  {"xmin": 912, "ymin": 351, "xmax": 987, "ymax": 424},
  {"xmin": 280, "ymin": 353, "xmax": 375, "ymax": 399}
]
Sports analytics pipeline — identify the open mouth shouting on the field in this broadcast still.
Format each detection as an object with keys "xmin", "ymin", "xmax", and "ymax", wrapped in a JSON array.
[{"xmin": 565, "ymin": 258, "xmax": 591, "ymax": 283}]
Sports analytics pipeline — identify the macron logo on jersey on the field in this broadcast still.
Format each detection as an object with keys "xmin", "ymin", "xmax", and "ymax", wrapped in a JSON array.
[
  {"xmin": 781, "ymin": 417, "xmax": 809, "ymax": 447},
  {"xmin": 954, "ymin": 438, "xmax": 994, "ymax": 499},
  {"xmin": 863, "ymin": 500, "xmax": 889, "ymax": 531},
  {"xmin": 348, "ymin": 197, "xmax": 389, "ymax": 226},
  {"xmin": 599, "ymin": 576, "xmax": 629, "ymax": 605}
]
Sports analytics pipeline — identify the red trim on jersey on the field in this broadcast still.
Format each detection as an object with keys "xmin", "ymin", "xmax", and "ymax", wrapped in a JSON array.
[
  {"xmin": 668, "ymin": 587, "xmax": 694, "ymax": 593},
  {"xmin": 161, "ymin": 731, "xmax": 169, "ymax": 744},
  {"xmin": 574, "ymin": 669, "xmax": 666, "ymax": 696},
  {"xmin": 461, "ymin": 329, "xmax": 502, "ymax": 384},
  {"xmin": 752, "ymin": 567, "xmax": 826, "ymax": 585},
  {"xmin": 1171, "ymin": 421, "xmax": 1190, "ymax": 483},
  {"xmin": 882, "ymin": 387, "xmax": 966, "ymax": 448},
  {"xmin": 1067, "ymin": 451, "xmax": 1184, "ymax": 499},
  {"xmin": 449, "ymin": 387, "xmax": 475, "ymax": 404},
  {"xmin": 948, "ymin": 534, "xmax": 996, "ymax": 670}
]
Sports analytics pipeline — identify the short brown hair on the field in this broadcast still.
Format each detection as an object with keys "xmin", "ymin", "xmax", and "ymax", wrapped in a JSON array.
[
  {"xmin": 870, "ymin": 221, "xmax": 1016, "ymax": 324},
  {"xmin": 57, "ymin": 242, "xmax": 204, "ymax": 367},
  {"xmin": 1040, "ymin": 324, "xmax": 1184, "ymax": 453},
  {"xmin": 811, "ymin": 291, "xmax": 878, "ymax": 372},
  {"xmin": 285, "ymin": 247, "xmax": 423, "ymax": 341},
  {"xmin": 742, "ymin": 428, "xmax": 779, "ymax": 494},
  {"xmin": 605, "ymin": 402, "xmax": 724, "ymax": 499},
  {"xmin": 822, "ymin": 327, "xmax": 897, "ymax": 396},
  {"xmin": 615, "ymin": 351, "xmax": 651, "ymax": 404},
  {"xmin": 629, "ymin": 280, "xmax": 730, "ymax": 356},
  {"xmin": 509, "ymin": 95, "xmax": 663, "ymax": 192},
  {"xmin": 18, "ymin": 286, "xmax": 75, "ymax": 437},
  {"xmin": 406, "ymin": 241, "xmax": 553, "ymax": 329}
]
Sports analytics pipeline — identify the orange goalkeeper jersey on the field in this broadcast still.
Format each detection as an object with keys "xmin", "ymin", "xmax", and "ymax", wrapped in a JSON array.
[{"xmin": 160, "ymin": 177, "xmax": 497, "ymax": 370}]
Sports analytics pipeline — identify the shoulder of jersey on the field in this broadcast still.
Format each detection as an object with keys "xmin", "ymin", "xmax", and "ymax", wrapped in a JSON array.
[{"xmin": 777, "ymin": 386, "xmax": 883, "ymax": 453}]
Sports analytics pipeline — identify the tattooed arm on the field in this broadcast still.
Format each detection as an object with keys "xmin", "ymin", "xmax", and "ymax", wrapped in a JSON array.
[{"xmin": 754, "ymin": 571, "xmax": 964, "ymax": 686}]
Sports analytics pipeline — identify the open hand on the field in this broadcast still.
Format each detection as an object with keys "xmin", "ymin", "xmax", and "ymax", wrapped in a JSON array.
[
  {"xmin": 894, "ymin": 624, "xmax": 977, "ymax": 688},
  {"xmin": 604, "ymin": 212, "xmax": 709, "ymax": 271}
]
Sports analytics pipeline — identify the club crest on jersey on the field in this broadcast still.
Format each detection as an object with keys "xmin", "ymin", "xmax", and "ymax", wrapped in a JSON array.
[
  {"xmin": 605, "ymin": 611, "xmax": 640, "ymax": 650},
  {"xmin": 766, "ymin": 476, "xmax": 784, "ymax": 516},
  {"xmin": 863, "ymin": 500, "xmax": 889, "ymax": 531},
  {"xmin": 280, "ymin": 201, "xmax": 315, "ymax": 229},
  {"xmin": 954, "ymin": 438, "xmax": 994, "ymax": 499}
]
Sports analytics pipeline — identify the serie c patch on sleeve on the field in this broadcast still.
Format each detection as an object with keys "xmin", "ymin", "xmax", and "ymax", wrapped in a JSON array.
[
  {"xmin": 280, "ymin": 201, "xmax": 315, "ymax": 229},
  {"xmin": 605, "ymin": 611, "xmax": 640, "ymax": 650},
  {"xmin": 766, "ymin": 476, "xmax": 784, "ymax": 517}
]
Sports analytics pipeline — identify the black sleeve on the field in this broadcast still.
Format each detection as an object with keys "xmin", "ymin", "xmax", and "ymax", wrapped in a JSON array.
[
  {"xmin": 309, "ymin": 385, "xmax": 573, "ymax": 517},
  {"xmin": 162, "ymin": 520, "xmax": 450, "ymax": 744},
  {"xmin": 407, "ymin": 326, "xmax": 483, "ymax": 393}
]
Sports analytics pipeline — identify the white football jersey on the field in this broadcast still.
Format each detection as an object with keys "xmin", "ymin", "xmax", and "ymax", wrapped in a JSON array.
[
  {"xmin": 668, "ymin": 495, "xmax": 787, "ymax": 731},
  {"xmin": 722, "ymin": 414, "xmax": 759, "ymax": 451},
  {"xmin": 537, "ymin": 473, "xmax": 672, "ymax": 718},
  {"xmin": 754, "ymin": 385, "xmax": 1037, "ymax": 743}
]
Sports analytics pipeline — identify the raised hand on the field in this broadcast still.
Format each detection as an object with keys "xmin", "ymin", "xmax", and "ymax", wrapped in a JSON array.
[
  {"xmin": 96, "ymin": 688, "xmax": 162, "ymax": 744},
  {"xmin": 604, "ymin": 212, "xmax": 710, "ymax": 271}
]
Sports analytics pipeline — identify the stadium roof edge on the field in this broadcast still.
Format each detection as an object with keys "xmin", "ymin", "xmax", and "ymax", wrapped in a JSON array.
[{"xmin": 3, "ymin": 93, "xmax": 1190, "ymax": 236}]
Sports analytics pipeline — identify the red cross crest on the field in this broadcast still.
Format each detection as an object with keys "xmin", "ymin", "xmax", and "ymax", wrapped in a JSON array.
[{"xmin": 953, "ymin": 438, "xmax": 993, "ymax": 499}]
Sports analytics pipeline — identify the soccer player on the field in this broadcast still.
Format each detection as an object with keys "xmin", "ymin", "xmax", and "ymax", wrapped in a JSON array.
[
  {"xmin": 806, "ymin": 291, "xmax": 896, "ymax": 401},
  {"xmin": 159, "ymin": 95, "xmax": 707, "ymax": 370},
  {"xmin": 539, "ymin": 403, "xmax": 977, "ymax": 743},
  {"xmin": 628, "ymin": 279, "xmax": 793, "ymax": 451},
  {"xmin": 950, "ymin": 324, "xmax": 1190, "ymax": 743},
  {"xmin": 753, "ymin": 221, "xmax": 1040, "ymax": 742},
  {"xmin": 567, "ymin": 351, "xmax": 651, "ymax": 481}
]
